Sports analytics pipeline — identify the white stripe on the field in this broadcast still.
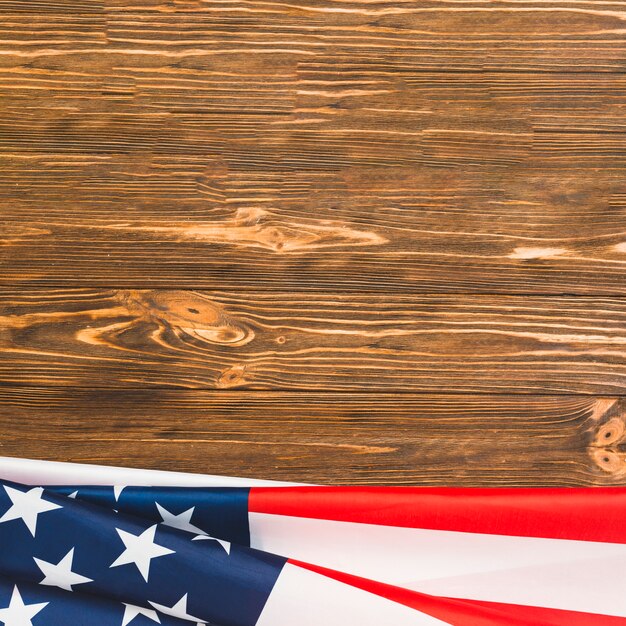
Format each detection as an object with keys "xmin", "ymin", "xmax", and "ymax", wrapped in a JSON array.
[
  {"xmin": 249, "ymin": 512, "xmax": 626, "ymax": 617},
  {"xmin": 256, "ymin": 562, "xmax": 446, "ymax": 626},
  {"xmin": 0, "ymin": 457, "xmax": 299, "ymax": 488}
]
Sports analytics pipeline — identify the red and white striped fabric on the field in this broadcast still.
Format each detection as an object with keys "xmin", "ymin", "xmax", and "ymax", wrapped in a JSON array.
[
  {"xmin": 251, "ymin": 487, "xmax": 626, "ymax": 625},
  {"xmin": 2, "ymin": 457, "xmax": 624, "ymax": 625}
]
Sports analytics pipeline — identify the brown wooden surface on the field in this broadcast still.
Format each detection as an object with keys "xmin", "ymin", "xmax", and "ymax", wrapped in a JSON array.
[
  {"xmin": 1, "ymin": 0, "xmax": 625, "ymax": 484},
  {"xmin": 1, "ymin": 388, "xmax": 625, "ymax": 486},
  {"xmin": 4, "ymin": 163, "xmax": 626, "ymax": 294},
  {"xmin": 3, "ymin": 289, "xmax": 626, "ymax": 394}
]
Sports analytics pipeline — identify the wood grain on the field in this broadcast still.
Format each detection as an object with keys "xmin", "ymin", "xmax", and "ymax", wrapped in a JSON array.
[
  {"xmin": 3, "ymin": 163, "xmax": 626, "ymax": 293},
  {"xmin": 1, "ymin": 0, "xmax": 626, "ymax": 484},
  {"xmin": 2, "ymin": 387, "xmax": 625, "ymax": 486},
  {"xmin": 2, "ymin": 289, "xmax": 626, "ymax": 394},
  {"xmin": 2, "ymin": 1, "xmax": 626, "ymax": 292}
]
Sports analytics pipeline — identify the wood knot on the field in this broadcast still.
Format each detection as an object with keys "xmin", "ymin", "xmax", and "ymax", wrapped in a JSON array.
[
  {"xmin": 590, "ymin": 448, "xmax": 626, "ymax": 476},
  {"xmin": 121, "ymin": 290, "xmax": 254, "ymax": 346},
  {"xmin": 594, "ymin": 417, "xmax": 625, "ymax": 447},
  {"xmin": 587, "ymin": 398, "xmax": 626, "ymax": 478},
  {"xmin": 263, "ymin": 227, "xmax": 285, "ymax": 251},
  {"xmin": 217, "ymin": 365, "xmax": 249, "ymax": 388}
]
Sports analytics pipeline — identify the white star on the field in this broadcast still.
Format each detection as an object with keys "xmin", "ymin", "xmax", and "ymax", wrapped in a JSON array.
[
  {"xmin": 67, "ymin": 491, "xmax": 78, "ymax": 500},
  {"xmin": 121, "ymin": 603, "xmax": 160, "ymax": 626},
  {"xmin": 148, "ymin": 594, "xmax": 203, "ymax": 622},
  {"xmin": 156, "ymin": 503, "xmax": 204, "ymax": 535},
  {"xmin": 0, "ymin": 486, "xmax": 61, "ymax": 537},
  {"xmin": 0, "ymin": 586, "xmax": 48, "ymax": 626},
  {"xmin": 34, "ymin": 548, "xmax": 93, "ymax": 592},
  {"xmin": 192, "ymin": 533, "xmax": 231, "ymax": 555},
  {"xmin": 110, "ymin": 525, "xmax": 174, "ymax": 582},
  {"xmin": 113, "ymin": 486, "xmax": 125, "ymax": 502}
]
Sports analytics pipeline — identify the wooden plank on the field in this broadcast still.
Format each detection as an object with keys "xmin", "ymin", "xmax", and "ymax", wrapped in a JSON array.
[
  {"xmin": 2, "ymin": 289, "xmax": 626, "ymax": 393},
  {"xmin": 2, "ymin": 161, "xmax": 626, "ymax": 293},
  {"xmin": 1, "ymin": 387, "xmax": 624, "ymax": 486},
  {"xmin": 3, "ymin": 0, "xmax": 626, "ymax": 73}
]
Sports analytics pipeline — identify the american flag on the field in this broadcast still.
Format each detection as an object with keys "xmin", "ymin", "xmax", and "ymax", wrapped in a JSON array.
[{"xmin": 0, "ymin": 457, "xmax": 623, "ymax": 626}]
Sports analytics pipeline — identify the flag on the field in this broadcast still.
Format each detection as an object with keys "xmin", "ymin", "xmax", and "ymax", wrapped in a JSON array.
[{"xmin": 0, "ymin": 457, "xmax": 624, "ymax": 625}]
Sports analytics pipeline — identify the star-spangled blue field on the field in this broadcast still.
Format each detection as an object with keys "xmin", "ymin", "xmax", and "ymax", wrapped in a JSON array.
[{"xmin": 0, "ymin": 481, "xmax": 286, "ymax": 626}]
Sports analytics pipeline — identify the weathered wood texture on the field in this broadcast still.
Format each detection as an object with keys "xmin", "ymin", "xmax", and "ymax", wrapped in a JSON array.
[
  {"xmin": 1, "ymin": 0, "xmax": 625, "ymax": 483},
  {"xmin": 2, "ymin": 289, "xmax": 626, "ymax": 394},
  {"xmin": 2, "ymin": 1, "xmax": 626, "ymax": 292},
  {"xmin": 1, "ymin": 388, "xmax": 625, "ymax": 486}
]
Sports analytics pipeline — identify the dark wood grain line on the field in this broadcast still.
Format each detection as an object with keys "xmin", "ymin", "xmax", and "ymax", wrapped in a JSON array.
[
  {"xmin": 1, "ymin": 387, "xmax": 624, "ymax": 486},
  {"xmin": 2, "ymin": 289, "xmax": 626, "ymax": 393}
]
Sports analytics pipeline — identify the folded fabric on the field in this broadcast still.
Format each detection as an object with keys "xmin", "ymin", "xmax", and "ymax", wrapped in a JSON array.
[{"xmin": 0, "ymin": 458, "xmax": 624, "ymax": 625}]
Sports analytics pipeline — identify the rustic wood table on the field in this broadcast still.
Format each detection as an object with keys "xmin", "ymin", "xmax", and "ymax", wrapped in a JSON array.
[{"xmin": 1, "ymin": 0, "xmax": 625, "ymax": 485}]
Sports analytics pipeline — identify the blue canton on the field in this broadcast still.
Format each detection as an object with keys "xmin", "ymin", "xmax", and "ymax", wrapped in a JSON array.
[{"xmin": 0, "ymin": 480, "xmax": 285, "ymax": 626}]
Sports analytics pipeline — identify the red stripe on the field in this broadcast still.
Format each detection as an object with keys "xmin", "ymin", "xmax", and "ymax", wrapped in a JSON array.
[
  {"xmin": 250, "ymin": 486, "xmax": 626, "ymax": 543},
  {"xmin": 290, "ymin": 559, "xmax": 626, "ymax": 625}
]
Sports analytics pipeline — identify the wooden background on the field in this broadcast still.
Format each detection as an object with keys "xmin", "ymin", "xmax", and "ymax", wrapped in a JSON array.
[{"xmin": 1, "ymin": 0, "xmax": 626, "ymax": 485}]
